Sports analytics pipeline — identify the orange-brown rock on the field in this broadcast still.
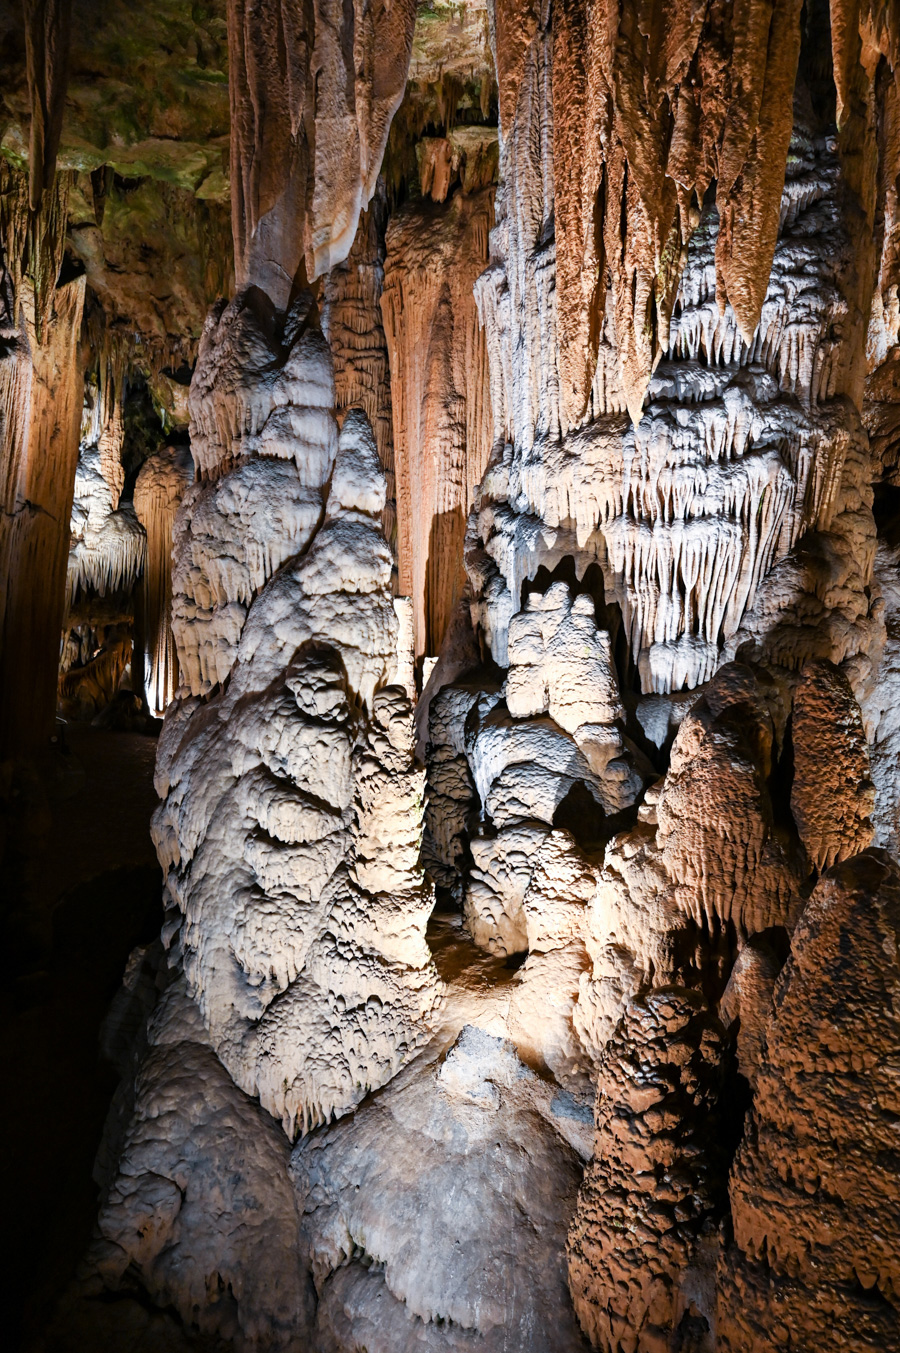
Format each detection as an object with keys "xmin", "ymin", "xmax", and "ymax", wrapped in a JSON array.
[
  {"xmin": 719, "ymin": 934, "xmax": 782, "ymax": 1088},
  {"xmin": 322, "ymin": 191, "xmax": 396, "ymax": 555},
  {"xmin": 568, "ymin": 988, "xmax": 727, "ymax": 1351},
  {"xmin": 22, "ymin": 0, "xmax": 72, "ymax": 210},
  {"xmin": 491, "ymin": 0, "xmax": 541, "ymax": 136},
  {"xmin": 381, "ymin": 187, "xmax": 493, "ymax": 659},
  {"xmin": 134, "ymin": 445, "xmax": 194, "ymax": 717},
  {"xmin": 790, "ymin": 658, "xmax": 874, "ymax": 871},
  {"xmin": 656, "ymin": 664, "xmax": 802, "ymax": 937},
  {"xmin": 720, "ymin": 849, "xmax": 900, "ymax": 1351}
]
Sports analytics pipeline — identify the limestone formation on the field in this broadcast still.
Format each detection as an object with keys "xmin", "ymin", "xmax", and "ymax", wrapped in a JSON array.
[
  {"xmin": 0, "ymin": 164, "xmax": 85, "ymax": 755},
  {"xmin": 134, "ymin": 445, "xmax": 194, "ymax": 716},
  {"xmin": 656, "ymin": 663, "xmax": 802, "ymax": 937},
  {"xmin": 66, "ymin": 444, "xmax": 146, "ymax": 614},
  {"xmin": 322, "ymin": 188, "xmax": 396, "ymax": 554},
  {"xmin": 568, "ymin": 989, "xmax": 727, "ymax": 1352},
  {"xmin": 155, "ymin": 403, "xmax": 442, "ymax": 1136},
  {"xmin": 295, "ymin": 1024, "xmax": 589, "ymax": 1353},
  {"xmin": 382, "ymin": 186, "xmax": 494, "ymax": 659},
  {"xmin": 720, "ymin": 850, "xmax": 900, "ymax": 1350},
  {"xmin": 5, "ymin": 4, "xmax": 900, "ymax": 1352},
  {"xmin": 789, "ymin": 658, "xmax": 875, "ymax": 870},
  {"xmin": 228, "ymin": 0, "xmax": 418, "ymax": 302},
  {"xmin": 473, "ymin": 92, "xmax": 878, "ymax": 694},
  {"xmin": 718, "ymin": 934, "xmax": 782, "ymax": 1089},
  {"xmin": 82, "ymin": 977, "xmax": 313, "ymax": 1351}
]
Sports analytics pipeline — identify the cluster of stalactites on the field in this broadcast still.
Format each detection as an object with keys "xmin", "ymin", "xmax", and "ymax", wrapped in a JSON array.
[
  {"xmin": 550, "ymin": 0, "xmax": 805, "ymax": 429},
  {"xmin": 228, "ymin": 0, "xmax": 418, "ymax": 306},
  {"xmin": 66, "ymin": 442, "xmax": 146, "ymax": 611}
]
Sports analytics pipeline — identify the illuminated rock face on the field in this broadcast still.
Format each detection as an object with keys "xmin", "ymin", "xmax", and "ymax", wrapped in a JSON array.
[
  {"xmin": 472, "ymin": 116, "xmax": 879, "ymax": 691},
  {"xmin": 67, "ymin": 443, "xmax": 146, "ymax": 615},
  {"xmin": 156, "ymin": 392, "xmax": 441, "ymax": 1136}
]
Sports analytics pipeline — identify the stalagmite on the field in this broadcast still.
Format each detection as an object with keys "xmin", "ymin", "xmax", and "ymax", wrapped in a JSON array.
[
  {"xmin": 568, "ymin": 990, "xmax": 728, "ymax": 1352},
  {"xmin": 656, "ymin": 663, "xmax": 802, "ymax": 937},
  {"xmin": 790, "ymin": 658, "xmax": 874, "ymax": 869},
  {"xmin": 719, "ymin": 851, "xmax": 900, "ymax": 1350},
  {"xmin": 134, "ymin": 445, "xmax": 194, "ymax": 717},
  {"xmin": 156, "ymin": 374, "xmax": 442, "ymax": 1134}
]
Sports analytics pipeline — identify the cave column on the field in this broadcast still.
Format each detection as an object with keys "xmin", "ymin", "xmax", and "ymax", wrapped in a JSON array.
[{"xmin": 0, "ymin": 170, "xmax": 85, "ymax": 759}]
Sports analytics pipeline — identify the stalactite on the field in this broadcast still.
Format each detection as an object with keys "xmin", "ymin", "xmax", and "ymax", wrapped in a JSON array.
[
  {"xmin": 228, "ymin": 0, "xmax": 418, "ymax": 302},
  {"xmin": 22, "ymin": 0, "xmax": 72, "ymax": 212},
  {"xmin": 95, "ymin": 341, "xmax": 127, "ymax": 509},
  {"xmin": 472, "ymin": 84, "xmax": 876, "ymax": 691},
  {"xmin": 550, "ymin": 0, "xmax": 805, "ymax": 427},
  {"xmin": 133, "ymin": 444, "xmax": 193, "ymax": 718},
  {"xmin": 66, "ymin": 444, "xmax": 146, "ymax": 611},
  {"xmin": 381, "ymin": 187, "xmax": 494, "ymax": 659}
]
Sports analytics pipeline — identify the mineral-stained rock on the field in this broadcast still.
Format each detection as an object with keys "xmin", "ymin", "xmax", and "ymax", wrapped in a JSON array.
[
  {"xmin": 720, "ymin": 849, "xmax": 900, "ymax": 1351},
  {"xmin": 134, "ymin": 444, "xmax": 194, "ymax": 716},
  {"xmin": 322, "ymin": 188, "xmax": 396, "ymax": 553},
  {"xmin": 473, "ymin": 94, "xmax": 876, "ymax": 696},
  {"xmin": 568, "ymin": 988, "xmax": 728, "ymax": 1352},
  {"xmin": 552, "ymin": 0, "xmax": 805, "ymax": 425},
  {"xmin": 656, "ymin": 663, "xmax": 802, "ymax": 936},
  {"xmin": 382, "ymin": 186, "xmax": 493, "ymax": 658},
  {"xmin": 718, "ymin": 933, "xmax": 782, "ymax": 1089},
  {"xmin": 22, "ymin": 0, "xmax": 72, "ymax": 210},
  {"xmin": 573, "ymin": 818, "xmax": 680, "ymax": 1064},
  {"xmin": 790, "ymin": 657, "xmax": 874, "ymax": 870},
  {"xmin": 0, "ymin": 166, "xmax": 86, "ymax": 755}
]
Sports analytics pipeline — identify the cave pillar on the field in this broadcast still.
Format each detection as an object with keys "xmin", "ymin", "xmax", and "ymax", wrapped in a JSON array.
[
  {"xmin": 381, "ymin": 190, "xmax": 493, "ymax": 664},
  {"xmin": 0, "ymin": 270, "xmax": 86, "ymax": 758}
]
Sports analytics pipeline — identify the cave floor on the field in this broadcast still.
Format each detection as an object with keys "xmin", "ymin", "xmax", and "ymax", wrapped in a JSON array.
[{"xmin": 0, "ymin": 725, "xmax": 163, "ymax": 1351}]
